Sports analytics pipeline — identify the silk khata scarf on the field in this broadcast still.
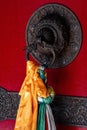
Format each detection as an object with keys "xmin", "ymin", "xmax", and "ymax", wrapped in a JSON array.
[{"xmin": 14, "ymin": 60, "xmax": 56, "ymax": 130}]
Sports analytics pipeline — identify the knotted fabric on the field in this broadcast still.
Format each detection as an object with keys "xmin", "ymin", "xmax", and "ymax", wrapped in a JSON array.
[
  {"xmin": 14, "ymin": 61, "xmax": 49, "ymax": 130},
  {"xmin": 37, "ymin": 86, "xmax": 56, "ymax": 130}
]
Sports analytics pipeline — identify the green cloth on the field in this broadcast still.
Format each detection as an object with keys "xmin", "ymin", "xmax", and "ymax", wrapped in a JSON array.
[
  {"xmin": 37, "ymin": 96, "xmax": 53, "ymax": 130},
  {"xmin": 37, "ymin": 103, "xmax": 46, "ymax": 130}
]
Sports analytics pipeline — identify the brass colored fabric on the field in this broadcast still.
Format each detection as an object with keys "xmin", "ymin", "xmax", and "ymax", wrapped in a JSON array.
[{"xmin": 14, "ymin": 61, "xmax": 49, "ymax": 130}]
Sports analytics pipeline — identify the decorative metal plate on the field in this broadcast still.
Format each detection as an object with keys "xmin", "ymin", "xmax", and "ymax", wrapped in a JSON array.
[
  {"xmin": 0, "ymin": 87, "xmax": 87, "ymax": 127},
  {"xmin": 0, "ymin": 87, "xmax": 20, "ymax": 120},
  {"xmin": 26, "ymin": 3, "xmax": 82, "ymax": 68},
  {"xmin": 51, "ymin": 95, "xmax": 87, "ymax": 127}
]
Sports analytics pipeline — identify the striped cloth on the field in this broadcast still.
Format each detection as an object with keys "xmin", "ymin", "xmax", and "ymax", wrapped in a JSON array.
[{"xmin": 37, "ymin": 95, "xmax": 56, "ymax": 130}]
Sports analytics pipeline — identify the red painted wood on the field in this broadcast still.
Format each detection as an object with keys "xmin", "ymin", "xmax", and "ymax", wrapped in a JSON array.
[{"xmin": 0, "ymin": 0, "xmax": 87, "ymax": 129}]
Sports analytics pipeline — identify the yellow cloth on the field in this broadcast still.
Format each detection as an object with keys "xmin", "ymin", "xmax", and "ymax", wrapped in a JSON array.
[{"xmin": 14, "ymin": 61, "xmax": 49, "ymax": 130}]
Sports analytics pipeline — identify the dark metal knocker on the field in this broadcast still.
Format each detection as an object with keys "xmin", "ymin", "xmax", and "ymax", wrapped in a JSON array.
[{"xmin": 26, "ymin": 3, "xmax": 82, "ymax": 68}]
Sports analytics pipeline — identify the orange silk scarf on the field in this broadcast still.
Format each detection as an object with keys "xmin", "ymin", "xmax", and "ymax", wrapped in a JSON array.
[{"xmin": 14, "ymin": 61, "xmax": 49, "ymax": 130}]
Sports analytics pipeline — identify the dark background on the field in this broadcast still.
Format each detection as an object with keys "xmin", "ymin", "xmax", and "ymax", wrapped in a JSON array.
[{"xmin": 0, "ymin": 0, "xmax": 87, "ymax": 130}]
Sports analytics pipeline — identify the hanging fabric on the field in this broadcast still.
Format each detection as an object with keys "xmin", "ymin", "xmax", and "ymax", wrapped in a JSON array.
[{"xmin": 14, "ymin": 60, "xmax": 56, "ymax": 130}]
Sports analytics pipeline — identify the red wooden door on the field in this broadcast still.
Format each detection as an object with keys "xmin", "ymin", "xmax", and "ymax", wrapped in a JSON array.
[{"xmin": 0, "ymin": 0, "xmax": 87, "ymax": 130}]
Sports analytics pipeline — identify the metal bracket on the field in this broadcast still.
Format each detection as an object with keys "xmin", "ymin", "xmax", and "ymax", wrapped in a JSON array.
[{"xmin": 0, "ymin": 87, "xmax": 87, "ymax": 127}]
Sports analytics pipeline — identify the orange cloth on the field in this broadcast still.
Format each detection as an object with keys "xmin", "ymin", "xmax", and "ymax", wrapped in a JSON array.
[{"xmin": 14, "ymin": 61, "xmax": 49, "ymax": 130}]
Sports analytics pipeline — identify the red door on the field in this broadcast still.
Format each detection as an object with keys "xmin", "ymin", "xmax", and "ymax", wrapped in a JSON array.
[{"xmin": 0, "ymin": 0, "xmax": 87, "ymax": 130}]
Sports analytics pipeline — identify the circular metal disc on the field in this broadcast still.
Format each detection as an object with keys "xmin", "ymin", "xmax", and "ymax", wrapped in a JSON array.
[{"xmin": 26, "ymin": 3, "xmax": 82, "ymax": 68}]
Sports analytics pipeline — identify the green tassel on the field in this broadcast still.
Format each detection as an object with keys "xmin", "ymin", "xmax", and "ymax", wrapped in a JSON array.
[
  {"xmin": 43, "ymin": 96, "xmax": 53, "ymax": 104},
  {"xmin": 37, "ymin": 103, "xmax": 46, "ymax": 130}
]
